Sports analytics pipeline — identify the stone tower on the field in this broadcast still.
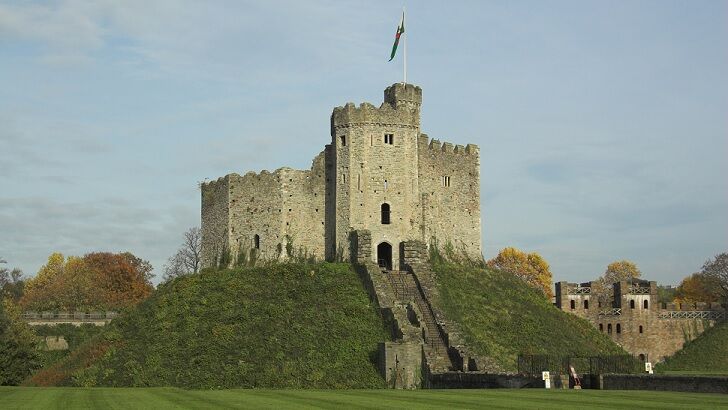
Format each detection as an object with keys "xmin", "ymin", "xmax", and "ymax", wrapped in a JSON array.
[
  {"xmin": 201, "ymin": 83, "xmax": 482, "ymax": 270},
  {"xmin": 328, "ymin": 83, "xmax": 423, "ymax": 267}
]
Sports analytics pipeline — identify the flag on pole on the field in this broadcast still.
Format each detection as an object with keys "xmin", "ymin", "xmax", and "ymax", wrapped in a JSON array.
[{"xmin": 389, "ymin": 11, "xmax": 405, "ymax": 61}]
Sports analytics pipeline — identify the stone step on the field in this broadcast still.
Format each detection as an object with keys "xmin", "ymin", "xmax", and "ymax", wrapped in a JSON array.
[{"xmin": 385, "ymin": 269, "xmax": 454, "ymax": 371}]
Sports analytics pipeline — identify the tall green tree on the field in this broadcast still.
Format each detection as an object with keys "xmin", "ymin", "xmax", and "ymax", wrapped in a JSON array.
[{"xmin": 0, "ymin": 299, "xmax": 41, "ymax": 385}]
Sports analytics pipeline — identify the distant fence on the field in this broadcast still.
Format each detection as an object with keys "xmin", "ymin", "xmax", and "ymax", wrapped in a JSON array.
[
  {"xmin": 22, "ymin": 311, "xmax": 119, "ymax": 322},
  {"xmin": 657, "ymin": 311, "xmax": 726, "ymax": 320},
  {"xmin": 517, "ymin": 355, "xmax": 641, "ymax": 377}
]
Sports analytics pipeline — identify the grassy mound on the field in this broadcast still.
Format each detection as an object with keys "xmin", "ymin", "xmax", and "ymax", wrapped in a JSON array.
[
  {"xmin": 656, "ymin": 321, "xmax": 728, "ymax": 375},
  {"xmin": 432, "ymin": 259, "xmax": 625, "ymax": 370},
  {"xmin": 27, "ymin": 263, "xmax": 389, "ymax": 388}
]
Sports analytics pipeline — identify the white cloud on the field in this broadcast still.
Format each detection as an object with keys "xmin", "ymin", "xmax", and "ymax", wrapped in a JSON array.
[{"xmin": 0, "ymin": 1, "xmax": 105, "ymax": 63}]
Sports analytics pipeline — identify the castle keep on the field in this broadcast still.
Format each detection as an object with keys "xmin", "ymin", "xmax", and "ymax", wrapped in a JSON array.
[{"xmin": 201, "ymin": 83, "xmax": 481, "ymax": 269}]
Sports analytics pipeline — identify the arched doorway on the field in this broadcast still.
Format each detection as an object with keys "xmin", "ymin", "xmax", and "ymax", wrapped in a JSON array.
[{"xmin": 377, "ymin": 242, "xmax": 392, "ymax": 270}]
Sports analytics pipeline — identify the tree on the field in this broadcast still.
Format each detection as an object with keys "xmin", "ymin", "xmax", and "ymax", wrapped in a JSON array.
[
  {"xmin": 701, "ymin": 252, "xmax": 728, "ymax": 305},
  {"xmin": 21, "ymin": 251, "xmax": 154, "ymax": 312},
  {"xmin": 487, "ymin": 247, "xmax": 553, "ymax": 298},
  {"xmin": 84, "ymin": 252, "xmax": 154, "ymax": 309},
  {"xmin": 591, "ymin": 260, "xmax": 642, "ymax": 307},
  {"xmin": 674, "ymin": 272, "xmax": 720, "ymax": 304},
  {"xmin": 163, "ymin": 227, "xmax": 202, "ymax": 282},
  {"xmin": 0, "ymin": 299, "xmax": 41, "ymax": 385},
  {"xmin": 657, "ymin": 285, "xmax": 677, "ymax": 305},
  {"xmin": 0, "ymin": 258, "xmax": 24, "ymax": 302},
  {"xmin": 603, "ymin": 260, "xmax": 642, "ymax": 284}
]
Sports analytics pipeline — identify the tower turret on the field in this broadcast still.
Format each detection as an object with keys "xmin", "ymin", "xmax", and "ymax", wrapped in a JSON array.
[{"xmin": 384, "ymin": 83, "xmax": 422, "ymax": 112}]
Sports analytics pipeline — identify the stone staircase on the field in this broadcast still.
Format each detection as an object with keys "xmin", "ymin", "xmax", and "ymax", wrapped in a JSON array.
[{"xmin": 387, "ymin": 270, "xmax": 453, "ymax": 373}]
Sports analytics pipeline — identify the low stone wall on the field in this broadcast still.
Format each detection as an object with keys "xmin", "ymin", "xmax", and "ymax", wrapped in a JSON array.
[
  {"xmin": 601, "ymin": 374, "xmax": 728, "ymax": 394},
  {"xmin": 379, "ymin": 341, "xmax": 423, "ymax": 389},
  {"xmin": 428, "ymin": 372, "xmax": 543, "ymax": 389},
  {"xmin": 43, "ymin": 336, "xmax": 69, "ymax": 351}
]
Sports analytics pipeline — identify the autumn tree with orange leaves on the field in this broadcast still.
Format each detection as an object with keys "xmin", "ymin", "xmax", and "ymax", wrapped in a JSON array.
[
  {"xmin": 487, "ymin": 247, "xmax": 554, "ymax": 299},
  {"xmin": 675, "ymin": 272, "xmax": 720, "ymax": 304},
  {"xmin": 20, "ymin": 252, "xmax": 153, "ymax": 312}
]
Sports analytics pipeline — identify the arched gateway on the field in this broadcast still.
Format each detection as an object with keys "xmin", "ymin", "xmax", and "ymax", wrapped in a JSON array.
[{"xmin": 377, "ymin": 242, "xmax": 392, "ymax": 270}]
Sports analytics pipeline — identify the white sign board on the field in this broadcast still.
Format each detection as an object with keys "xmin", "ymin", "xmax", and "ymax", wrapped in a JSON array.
[
  {"xmin": 542, "ymin": 371, "xmax": 551, "ymax": 389},
  {"xmin": 645, "ymin": 362, "xmax": 653, "ymax": 374}
]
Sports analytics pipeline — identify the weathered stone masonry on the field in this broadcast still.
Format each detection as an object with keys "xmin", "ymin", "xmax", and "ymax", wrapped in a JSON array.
[
  {"xmin": 201, "ymin": 83, "xmax": 482, "ymax": 268},
  {"xmin": 556, "ymin": 279, "xmax": 725, "ymax": 363}
]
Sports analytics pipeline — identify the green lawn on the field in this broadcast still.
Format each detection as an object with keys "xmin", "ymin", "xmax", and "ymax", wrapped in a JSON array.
[{"xmin": 1, "ymin": 388, "xmax": 726, "ymax": 409}]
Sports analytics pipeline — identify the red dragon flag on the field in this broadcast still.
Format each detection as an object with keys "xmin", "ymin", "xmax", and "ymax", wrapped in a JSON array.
[{"xmin": 389, "ymin": 11, "xmax": 405, "ymax": 61}]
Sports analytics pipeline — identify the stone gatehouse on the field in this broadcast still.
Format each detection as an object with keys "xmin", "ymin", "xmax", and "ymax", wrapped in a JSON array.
[
  {"xmin": 200, "ymin": 83, "xmax": 482, "ymax": 268},
  {"xmin": 556, "ymin": 279, "xmax": 725, "ymax": 363}
]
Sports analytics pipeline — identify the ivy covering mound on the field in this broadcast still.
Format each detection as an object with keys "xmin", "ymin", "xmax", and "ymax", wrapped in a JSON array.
[
  {"xmin": 656, "ymin": 321, "xmax": 728, "ymax": 374},
  {"xmin": 432, "ymin": 259, "xmax": 625, "ymax": 371},
  {"xmin": 33, "ymin": 324, "xmax": 103, "ymax": 368},
  {"xmin": 27, "ymin": 263, "xmax": 389, "ymax": 388}
]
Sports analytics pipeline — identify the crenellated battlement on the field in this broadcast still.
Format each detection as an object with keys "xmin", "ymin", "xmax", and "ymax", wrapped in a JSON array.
[
  {"xmin": 384, "ymin": 82, "xmax": 422, "ymax": 110},
  {"xmin": 331, "ymin": 100, "xmax": 419, "ymax": 130},
  {"xmin": 418, "ymin": 134, "xmax": 479, "ymax": 156}
]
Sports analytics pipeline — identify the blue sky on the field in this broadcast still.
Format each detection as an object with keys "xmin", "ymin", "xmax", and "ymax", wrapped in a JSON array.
[{"xmin": 1, "ymin": 1, "xmax": 726, "ymax": 285}]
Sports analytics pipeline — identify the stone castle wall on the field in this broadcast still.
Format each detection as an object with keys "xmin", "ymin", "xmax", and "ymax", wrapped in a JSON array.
[
  {"xmin": 200, "ymin": 176, "xmax": 230, "ymax": 268},
  {"xmin": 417, "ymin": 135, "xmax": 481, "ymax": 258},
  {"xmin": 201, "ymin": 83, "xmax": 482, "ymax": 268},
  {"xmin": 556, "ymin": 280, "xmax": 724, "ymax": 362},
  {"xmin": 202, "ymin": 154, "xmax": 327, "ymax": 266}
]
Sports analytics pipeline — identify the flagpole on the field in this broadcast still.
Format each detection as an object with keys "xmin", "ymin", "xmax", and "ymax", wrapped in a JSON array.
[{"xmin": 403, "ymin": 7, "xmax": 407, "ymax": 85}]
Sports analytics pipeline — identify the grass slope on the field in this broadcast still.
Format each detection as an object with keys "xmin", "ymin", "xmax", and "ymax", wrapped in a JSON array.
[
  {"xmin": 657, "ymin": 321, "xmax": 728, "ymax": 375},
  {"xmin": 27, "ymin": 263, "xmax": 389, "ymax": 388},
  {"xmin": 433, "ymin": 260, "xmax": 625, "ymax": 370},
  {"xmin": 2, "ymin": 387, "xmax": 728, "ymax": 409}
]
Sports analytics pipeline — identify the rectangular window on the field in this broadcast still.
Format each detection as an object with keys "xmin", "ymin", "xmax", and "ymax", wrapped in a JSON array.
[
  {"xmin": 339, "ymin": 136, "xmax": 346, "ymax": 146},
  {"xmin": 384, "ymin": 134, "xmax": 394, "ymax": 145},
  {"xmin": 442, "ymin": 176, "xmax": 451, "ymax": 187}
]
